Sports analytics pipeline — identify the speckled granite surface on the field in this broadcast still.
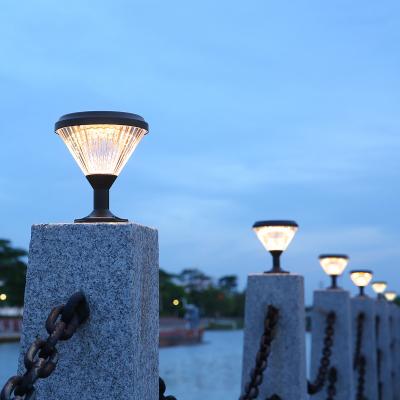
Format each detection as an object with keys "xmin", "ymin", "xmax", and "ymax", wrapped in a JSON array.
[
  {"xmin": 241, "ymin": 273, "xmax": 307, "ymax": 399},
  {"xmin": 311, "ymin": 289, "xmax": 354, "ymax": 399},
  {"xmin": 18, "ymin": 223, "xmax": 159, "ymax": 400}
]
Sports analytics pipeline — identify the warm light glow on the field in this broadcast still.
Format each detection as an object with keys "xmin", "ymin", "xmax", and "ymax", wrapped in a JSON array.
[
  {"xmin": 385, "ymin": 291, "xmax": 397, "ymax": 302},
  {"xmin": 57, "ymin": 124, "xmax": 147, "ymax": 176},
  {"xmin": 350, "ymin": 271, "xmax": 373, "ymax": 287},
  {"xmin": 172, "ymin": 299, "xmax": 180, "ymax": 306},
  {"xmin": 372, "ymin": 281, "xmax": 387, "ymax": 294},
  {"xmin": 253, "ymin": 225, "xmax": 298, "ymax": 252},
  {"xmin": 0, "ymin": 294, "xmax": 6, "ymax": 301},
  {"xmin": 319, "ymin": 256, "xmax": 349, "ymax": 276}
]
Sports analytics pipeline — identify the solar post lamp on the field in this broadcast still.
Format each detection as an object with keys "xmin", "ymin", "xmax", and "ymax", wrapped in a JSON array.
[
  {"xmin": 252, "ymin": 220, "xmax": 298, "ymax": 273},
  {"xmin": 319, "ymin": 254, "xmax": 349, "ymax": 289},
  {"xmin": 384, "ymin": 291, "xmax": 397, "ymax": 302},
  {"xmin": 55, "ymin": 111, "xmax": 149, "ymax": 222},
  {"xmin": 371, "ymin": 281, "xmax": 387, "ymax": 300},
  {"xmin": 350, "ymin": 270, "xmax": 373, "ymax": 297}
]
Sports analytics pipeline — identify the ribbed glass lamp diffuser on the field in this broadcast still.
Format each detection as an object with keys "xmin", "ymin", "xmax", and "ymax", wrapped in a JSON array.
[
  {"xmin": 319, "ymin": 255, "xmax": 349, "ymax": 276},
  {"xmin": 56, "ymin": 124, "xmax": 146, "ymax": 176},
  {"xmin": 385, "ymin": 291, "xmax": 397, "ymax": 302},
  {"xmin": 253, "ymin": 222, "xmax": 298, "ymax": 252},
  {"xmin": 55, "ymin": 111, "xmax": 149, "ymax": 223},
  {"xmin": 350, "ymin": 270, "xmax": 373, "ymax": 287},
  {"xmin": 371, "ymin": 281, "xmax": 387, "ymax": 294}
]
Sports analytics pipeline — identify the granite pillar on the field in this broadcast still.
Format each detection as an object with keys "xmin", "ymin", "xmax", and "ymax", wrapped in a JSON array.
[
  {"xmin": 18, "ymin": 223, "xmax": 159, "ymax": 400},
  {"xmin": 389, "ymin": 304, "xmax": 400, "ymax": 400},
  {"xmin": 310, "ymin": 289, "xmax": 354, "ymax": 399},
  {"xmin": 241, "ymin": 274, "xmax": 307, "ymax": 400},
  {"xmin": 351, "ymin": 296, "xmax": 378, "ymax": 400},
  {"xmin": 375, "ymin": 298, "xmax": 393, "ymax": 400}
]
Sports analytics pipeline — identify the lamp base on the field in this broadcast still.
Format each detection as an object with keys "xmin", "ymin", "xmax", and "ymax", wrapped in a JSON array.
[
  {"xmin": 75, "ymin": 174, "xmax": 128, "ymax": 223},
  {"xmin": 75, "ymin": 210, "xmax": 128, "ymax": 223},
  {"xmin": 264, "ymin": 268, "xmax": 290, "ymax": 274}
]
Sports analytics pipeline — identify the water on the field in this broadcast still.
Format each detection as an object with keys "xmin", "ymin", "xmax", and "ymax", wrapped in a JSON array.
[
  {"xmin": 0, "ymin": 342, "xmax": 19, "ymax": 385},
  {"xmin": 0, "ymin": 331, "xmax": 311, "ymax": 399}
]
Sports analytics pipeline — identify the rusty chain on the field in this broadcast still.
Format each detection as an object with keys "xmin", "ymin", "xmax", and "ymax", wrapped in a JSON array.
[
  {"xmin": 159, "ymin": 377, "xmax": 177, "ymax": 400},
  {"xmin": 326, "ymin": 367, "xmax": 337, "ymax": 400},
  {"xmin": 375, "ymin": 315, "xmax": 383, "ymax": 400},
  {"xmin": 308, "ymin": 311, "xmax": 336, "ymax": 395},
  {"xmin": 239, "ymin": 305, "xmax": 280, "ymax": 400},
  {"xmin": 0, "ymin": 292, "xmax": 89, "ymax": 400},
  {"xmin": 353, "ymin": 312, "xmax": 366, "ymax": 400}
]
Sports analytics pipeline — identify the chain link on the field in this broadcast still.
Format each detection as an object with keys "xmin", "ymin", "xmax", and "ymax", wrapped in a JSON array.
[
  {"xmin": 326, "ymin": 367, "xmax": 337, "ymax": 400},
  {"xmin": 0, "ymin": 292, "xmax": 89, "ymax": 400},
  {"xmin": 239, "ymin": 305, "xmax": 280, "ymax": 400},
  {"xmin": 308, "ymin": 311, "xmax": 336, "ymax": 395},
  {"xmin": 353, "ymin": 312, "xmax": 366, "ymax": 400},
  {"xmin": 159, "ymin": 377, "xmax": 177, "ymax": 400}
]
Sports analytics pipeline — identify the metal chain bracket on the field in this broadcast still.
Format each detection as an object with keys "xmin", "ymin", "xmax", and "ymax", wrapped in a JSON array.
[
  {"xmin": 308, "ymin": 311, "xmax": 336, "ymax": 395},
  {"xmin": 239, "ymin": 305, "xmax": 280, "ymax": 400},
  {"xmin": 0, "ymin": 292, "xmax": 89, "ymax": 400}
]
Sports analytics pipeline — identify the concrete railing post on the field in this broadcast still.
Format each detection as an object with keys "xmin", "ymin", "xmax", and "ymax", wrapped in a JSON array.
[
  {"xmin": 18, "ymin": 223, "xmax": 159, "ymax": 400},
  {"xmin": 351, "ymin": 296, "xmax": 378, "ymax": 399},
  {"xmin": 389, "ymin": 303, "xmax": 400, "ymax": 399},
  {"xmin": 310, "ymin": 289, "xmax": 354, "ymax": 399},
  {"xmin": 375, "ymin": 298, "xmax": 393, "ymax": 400},
  {"xmin": 241, "ymin": 274, "xmax": 307, "ymax": 399}
]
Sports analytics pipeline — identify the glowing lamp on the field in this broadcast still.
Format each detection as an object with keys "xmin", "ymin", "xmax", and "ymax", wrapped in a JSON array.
[
  {"xmin": 252, "ymin": 220, "xmax": 298, "ymax": 273},
  {"xmin": 319, "ymin": 254, "xmax": 349, "ymax": 289},
  {"xmin": 0, "ymin": 294, "xmax": 6, "ymax": 301},
  {"xmin": 384, "ymin": 291, "xmax": 397, "ymax": 302},
  {"xmin": 350, "ymin": 270, "xmax": 373, "ymax": 297},
  {"xmin": 371, "ymin": 281, "xmax": 387, "ymax": 298},
  {"xmin": 172, "ymin": 299, "xmax": 180, "ymax": 306},
  {"xmin": 55, "ymin": 111, "xmax": 149, "ymax": 222}
]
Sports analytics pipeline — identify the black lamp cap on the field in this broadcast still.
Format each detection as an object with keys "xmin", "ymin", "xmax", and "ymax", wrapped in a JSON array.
[
  {"xmin": 252, "ymin": 220, "xmax": 298, "ymax": 228},
  {"xmin": 319, "ymin": 254, "xmax": 349, "ymax": 260},
  {"xmin": 55, "ymin": 111, "xmax": 149, "ymax": 132},
  {"xmin": 350, "ymin": 269, "xmax": 373, "ymax": 275}
]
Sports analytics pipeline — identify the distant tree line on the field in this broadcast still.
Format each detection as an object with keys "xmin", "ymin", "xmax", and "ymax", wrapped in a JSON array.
[
  {"xmin": 0, "ymin": 239, "xmax": 27, "ymax": 307},
  {"xmin": 2, "ymin": 238, "xmax": 400, "ymax": 318},
  {"xmin": 160, "ymin": 267, "xmax": 245, "ymax": 318}
]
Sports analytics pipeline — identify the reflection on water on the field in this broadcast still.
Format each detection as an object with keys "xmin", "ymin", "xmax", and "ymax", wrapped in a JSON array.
[
  {"xmin": 0, "ymin": 342, "xmax": 19, "ymax": 385},
  {"xmin": 0, "ymin": 331, "xmax": 311, "ymax": 400},
  {"xmin": 160, "ymin": 330, "xmax": 243, "ymax": 399}
]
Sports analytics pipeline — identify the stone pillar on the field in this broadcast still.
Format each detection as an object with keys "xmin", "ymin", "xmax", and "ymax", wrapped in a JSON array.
[
  {"xmin": 389, "ymin": 304, "xmax": 400, "ymax": 400},
  {"xmin": 18, "ymin": 223, "xmax": 159, "ymax": 400},
  {"xmin": 375, "ymin": 298, "xmax": 393, "ymax": 400},
  {"xmin": 310, "ymin": 289, "xmax": 354, "ymax": 399},
  {"xmin": 351, "ymin": 296, "xmax": 378, "ymax": 400},
  {"xmin": 241, "ymin": 274, "xmax": 307, "ymax": 400}
]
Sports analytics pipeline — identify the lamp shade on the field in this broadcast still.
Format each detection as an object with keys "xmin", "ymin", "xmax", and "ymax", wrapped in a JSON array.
[
  {"xmin": 319, "ymin": 255, "xmax": 349, "ymax": 276},
  {"xmin": 385, "ymin": 291, "xmax": 397, "ymax": 302},
  {"xmin": 350, "ymin": 270, "xmax": 373, "ymax": 287},
  {"xmin": 55, "ymin": 111, "xmax": 148, "ymax": 176},
  {"xmin": 371, "ymin": 281, "xmax": 387, "ymax": 294},
  {"xmin": 252, "ymin": 220, "xmax": 298, "ymax": 252}
]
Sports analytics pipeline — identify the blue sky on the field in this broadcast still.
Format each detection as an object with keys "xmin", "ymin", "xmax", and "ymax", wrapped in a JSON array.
[{"xmin": 1, "ymin": 0, "xmax": 400, "ymax": 302}]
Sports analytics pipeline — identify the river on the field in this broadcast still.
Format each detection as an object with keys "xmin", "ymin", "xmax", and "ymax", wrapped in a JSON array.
[{"xmin": 0, "ymin": 331, "xmax": 311, "ymax": 399}]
